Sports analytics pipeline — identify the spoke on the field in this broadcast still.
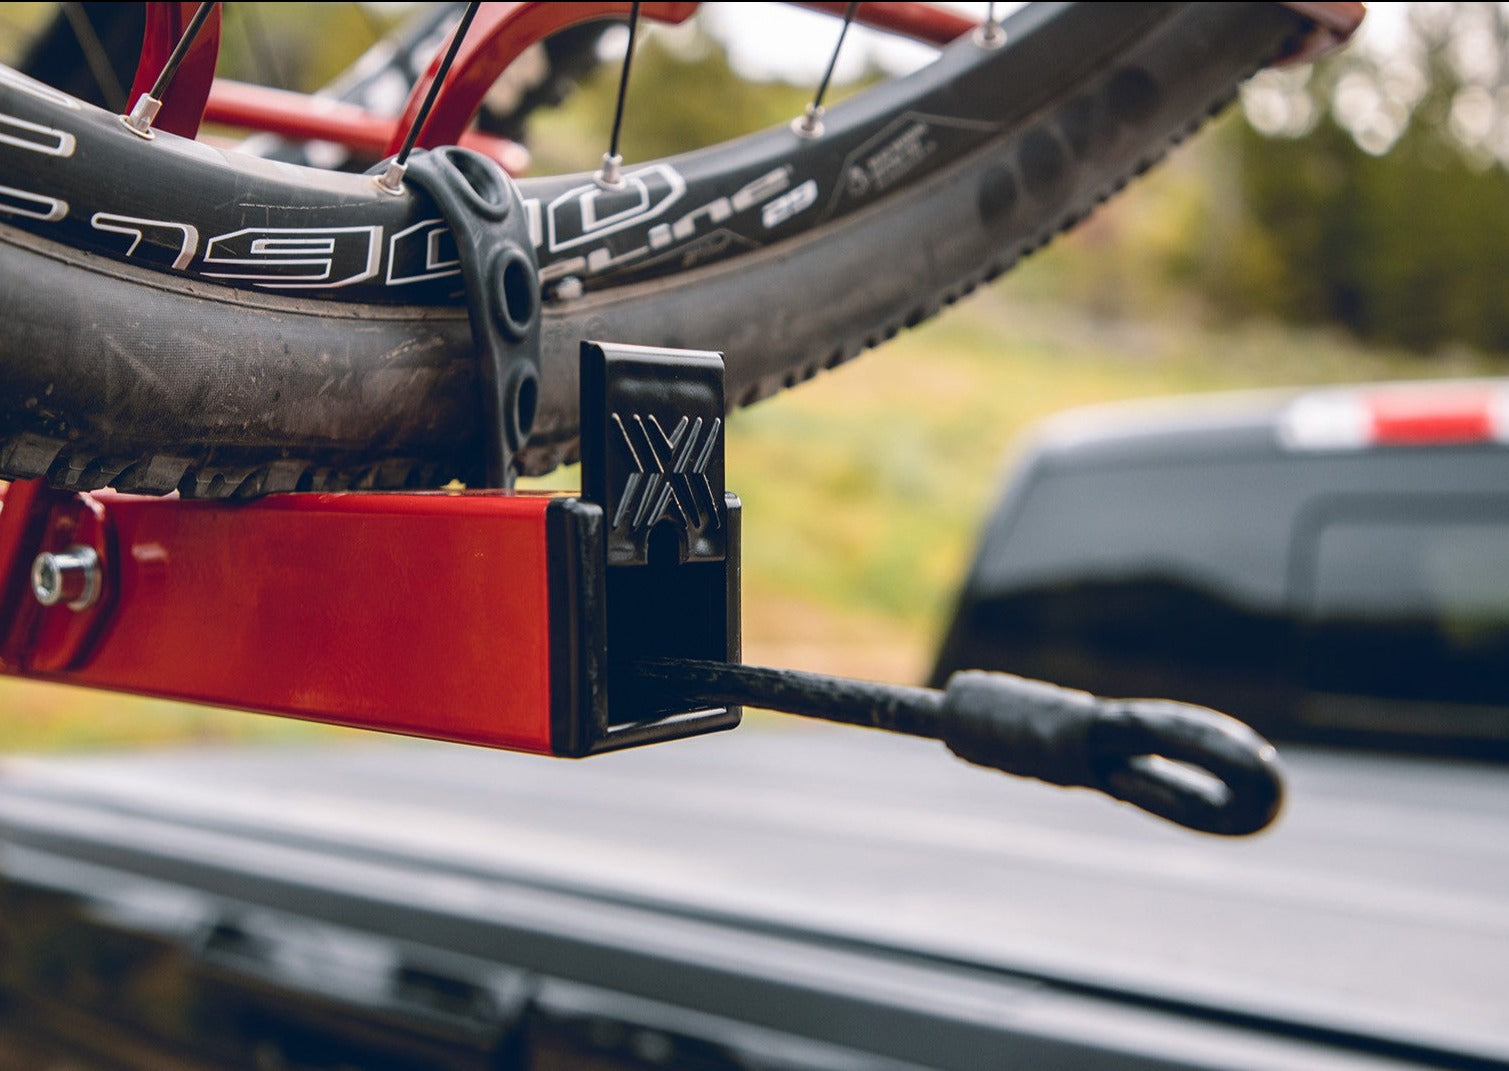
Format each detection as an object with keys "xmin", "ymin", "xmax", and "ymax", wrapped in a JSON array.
[
  {"xmin": 597, "ymin": 1, "xmax": 644, "ymax": 189},
  {"xmin": 376, "ymin": 1, "xmax": 482, "ymax": 193},
  {"xmin": 122, "ymin": 1, "xmax": 218, "ymax": 138},
  {"xmin": 795, "ymin": 0, "xmax": 859, "ymax": 138},
  {"xmin": 146, "ymin": 2, "xmax": 218, "ymax": 103},
  {"xmin": 977, "ymin": 2, "xmax": 1006, "ymax": 48},
  {"xmin": 60, "ymin": 2, "xmax": 128, "ymax": 111}
]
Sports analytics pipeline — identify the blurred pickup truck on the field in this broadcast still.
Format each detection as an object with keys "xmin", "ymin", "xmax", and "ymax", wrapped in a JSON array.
[{"xmin": 933, "ymin": 377, "xmax": 1509, "ymax": 756}]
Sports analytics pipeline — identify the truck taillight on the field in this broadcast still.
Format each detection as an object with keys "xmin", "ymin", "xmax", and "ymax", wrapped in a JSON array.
[{"xmin": 1278, "ymin": 382, "xmax": 1509, "ymax": 450}]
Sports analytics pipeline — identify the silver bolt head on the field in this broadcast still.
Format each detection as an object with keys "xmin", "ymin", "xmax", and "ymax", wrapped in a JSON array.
[{"xmin": 31, "ymin": 545, "xmax": 101, "ymax": 611}]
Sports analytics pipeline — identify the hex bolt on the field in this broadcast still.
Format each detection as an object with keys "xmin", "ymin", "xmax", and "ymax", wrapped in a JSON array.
[{"xmin": 31, "ymin": 545, "xmax": 101, "ymax": 611}]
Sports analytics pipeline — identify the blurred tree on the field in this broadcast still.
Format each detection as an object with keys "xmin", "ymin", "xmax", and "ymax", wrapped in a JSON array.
[
  {"xmin": 214, "ymin": 3, "xmax": 394, "ymax": 93},
  {"xmin": 1205, "ymin": 3, "xmax": 1509, "ymax": 353}
]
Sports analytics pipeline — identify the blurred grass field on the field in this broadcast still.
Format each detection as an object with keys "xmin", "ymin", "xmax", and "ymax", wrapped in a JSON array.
[{"xmin": 3, "ymin": 259, "xmax": 1498, "ymax": 752}]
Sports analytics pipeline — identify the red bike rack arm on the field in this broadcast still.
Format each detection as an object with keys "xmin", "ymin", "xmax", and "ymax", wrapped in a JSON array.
[
  {"xmin": 389, "ymin": 2, "xmax": 701, "ymax": 155},
  {"xmin": 791, "ymin": 2, "xmax": 975, "ymax": 45},
  {"xmin": 202, "ymin": 80, "xmax": 530, "ymax": 174},
  {"xmin": 388, "ymin": 0, "xmax": 984, "ymax": 154},
  {"xmin": 0, "ymin": 482, "xmax": 740, "ymax": 757},
  {"xmin": 198, "ymin": 1, "xmax": 965, "ymax": 158},
  {"xmin": 132, "ymin": 2, "xmax": 222, "ymax": 139},
  {"xmin": 138, "ymin": 2, "xmax": 1362, "ymax": 152},
  {"xmin": 0, "ymin": 485, "xmax": 559, "ymax": 752}
]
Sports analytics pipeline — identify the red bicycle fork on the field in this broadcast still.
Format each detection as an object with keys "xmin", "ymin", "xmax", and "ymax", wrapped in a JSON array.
[{"xmin": 0, "ymin": 345, "xmax": 740, "ymax": 758}]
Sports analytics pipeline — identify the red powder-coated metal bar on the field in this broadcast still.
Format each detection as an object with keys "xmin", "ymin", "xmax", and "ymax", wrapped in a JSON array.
[
  {"xmin": 203, "ymin": 80, "xmax": 530, "ymax": 173},
  {"xmin": 143, "ymin": 1, "xmax": 1363, "ymax": 153},
  {"xmin": 193, "ymin": 0, "xmax": 971, "ymax": 156},
  {"xmin": 791, "ymin": 2, "xmax": 975, "ymax": 45},
  {"xmin": 0, "ymin": 480, "xmax": 60, "ymax": 666},
  {"xmin": 210, "ymin": 0, "xmax": 963, "ymax": 158},
  {"xmin": 390, "ymin": 1, "xmax": 700, "ymax": 154},
  {"xmin": 0, "ymin": 485, "xmax": 561, "ymax": 754},
  {"xmin": 131, "ymin": 3, "xmax": 222, "ymax": 138}
]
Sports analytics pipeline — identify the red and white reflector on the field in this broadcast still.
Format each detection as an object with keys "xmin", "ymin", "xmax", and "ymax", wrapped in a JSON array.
[{"xmin": 1278, "ymin": 381, "xmax": 1509, "ymax": 450}]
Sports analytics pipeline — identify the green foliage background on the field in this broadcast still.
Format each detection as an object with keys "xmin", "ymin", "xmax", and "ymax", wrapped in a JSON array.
[{"xmin": 1205, "ymin": 5, "xmax": 1509, "ymax": 353}]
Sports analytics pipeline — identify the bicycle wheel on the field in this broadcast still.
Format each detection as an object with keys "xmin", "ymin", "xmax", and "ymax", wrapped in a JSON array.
[{"xmin": 0, "ymin": 3, "xmax": 1332, "ymax": 497}]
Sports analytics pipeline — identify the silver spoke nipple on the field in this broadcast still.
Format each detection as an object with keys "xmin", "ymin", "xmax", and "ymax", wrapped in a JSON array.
[
  {"xmin": 595, "ymin": 152, "xmax": 625, "ymax": 189},
  {"xmin": 975, "ymin": 22, "xmax": 1006, "ymax": 48},
  {"xmin": 792, "ymin": 103, "xmax": 825, "ymax": 140},
  {"xmin": 374, "ymin": 158, "xmax": 407, "ymax": 195},
  {"xmin": 976, "ymin": 2, "xmax": 1006, "ymax": 49},
  {"xmin": 120, "ymin": 94, "xmax": 162, "ymax": 139}
]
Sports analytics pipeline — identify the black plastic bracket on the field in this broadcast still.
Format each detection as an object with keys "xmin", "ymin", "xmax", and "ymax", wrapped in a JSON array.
[
  {"xmin": 580, "ymin": 341, "xmax": 727, "ymax": 568},
  {"xmin": 402, "ymin": 147, "xmax": 542, "ymax": 487},
  {"xmin": 545, "ymin": 341, "xmax": 741, "ymax": 757}
]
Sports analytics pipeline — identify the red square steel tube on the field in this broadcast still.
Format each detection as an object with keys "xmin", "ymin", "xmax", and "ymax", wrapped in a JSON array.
[{"xmin": 0, "ymin": 482, "xmax": 740, "ymax": 756}]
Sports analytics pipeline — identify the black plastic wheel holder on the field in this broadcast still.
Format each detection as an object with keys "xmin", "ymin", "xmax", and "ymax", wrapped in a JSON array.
[{"xmin": 544, "ymin": 341, "xmax": 741, "ymax": 757}]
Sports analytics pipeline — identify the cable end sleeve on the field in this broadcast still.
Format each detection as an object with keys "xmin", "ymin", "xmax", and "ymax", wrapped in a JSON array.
[{"xmin": 938, "ymin": 670, "xmax": 1285, "ymax": 836}]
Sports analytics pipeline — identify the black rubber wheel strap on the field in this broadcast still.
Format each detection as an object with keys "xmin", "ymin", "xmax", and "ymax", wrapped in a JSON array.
[{"xmin": 401, "ymin": 147, "xmax": 543, "ymax": 487}]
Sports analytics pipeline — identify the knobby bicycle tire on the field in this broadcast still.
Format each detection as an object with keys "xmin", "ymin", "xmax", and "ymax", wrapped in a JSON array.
[{"xmin": 0, "ymin": 2, "xmax": 1313, "ymax": 497}]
